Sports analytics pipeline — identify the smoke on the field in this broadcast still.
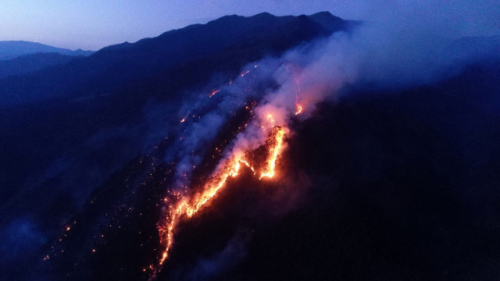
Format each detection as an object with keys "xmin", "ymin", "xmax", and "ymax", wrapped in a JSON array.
[
  {"xmin": 0, "ymin": 217, "xmax": 47, "ymax": 281},
  {"xmin": 185, "ymin": 232, "xmax": 249, "ymax": 281},
  {"xmin": 156, "ymin": 59, "xmax": 282, "ymax": 189},
  {"xmin": 4, "ymin": 4, "xmax": 499, "ymax": 279},
  {"xmin": 0, "ymin": 217, "xmax": 46, "ymax": 260},
  {"xmin": 148, "ymin": 5, "xmax": 500, "ymax": 277}
]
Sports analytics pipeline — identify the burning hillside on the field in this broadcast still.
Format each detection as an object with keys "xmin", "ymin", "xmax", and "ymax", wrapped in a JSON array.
[
  {"xmin": 40, "ymin": 59, "xmax": 313, "ymax": 280},
  {"xmin": 3, "ymin": 8, "xmax": 500, "ymax": 281}
]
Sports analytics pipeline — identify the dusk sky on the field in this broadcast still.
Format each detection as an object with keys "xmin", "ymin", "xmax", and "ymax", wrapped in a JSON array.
[{"xmin": 1, "ymin": 0, "xmax": 499, "ymax": 50}]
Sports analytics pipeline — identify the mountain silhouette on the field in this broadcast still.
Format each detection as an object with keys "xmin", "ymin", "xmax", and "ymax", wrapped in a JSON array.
[
  {"xmin": 0, "ymin": 12, "xmax": 352, "ymax": 106},
  {"xmin": 0, "ymin": 41, "xmax": 93, "ymax": 60}
]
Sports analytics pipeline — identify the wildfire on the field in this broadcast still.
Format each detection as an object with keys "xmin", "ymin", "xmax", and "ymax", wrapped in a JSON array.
[
  {"xmin": 184, "ymin": 159, "xmax": 241, "ymax": 217},
  {"xmin": 151, "ymin": 123, "xmax": 286, "ymax": 279}
]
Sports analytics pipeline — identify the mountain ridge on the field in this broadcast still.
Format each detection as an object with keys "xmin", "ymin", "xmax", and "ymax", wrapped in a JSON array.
[
  {"xmin": 0, "ymin": 41, "xmax": 94, "ymax": 60},
  {"xmin": 0, "ymin": 12, "xmax": 353, "ymax": 202},
  {"xmin": 0, "ymin": 12, "xmax": 353, "ymax": 106}
]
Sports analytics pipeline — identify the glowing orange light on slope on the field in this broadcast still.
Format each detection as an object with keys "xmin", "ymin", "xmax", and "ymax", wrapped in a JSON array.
[
  {"xmin": 185, "ymin": 159, "xmax": 241, "ymax": 217},
  {"xmin": 209, "ymin": 89, "xmax": 220, "ymax": 97}
]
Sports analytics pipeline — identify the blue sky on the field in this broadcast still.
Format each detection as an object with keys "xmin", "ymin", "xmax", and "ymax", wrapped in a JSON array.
[{"xmin": 1, "ymin": 0, "xmax": 499, "ymax": 50}]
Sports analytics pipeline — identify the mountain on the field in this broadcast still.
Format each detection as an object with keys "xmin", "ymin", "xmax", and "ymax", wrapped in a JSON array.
[
  {"xmin": 309, "ymin": 11, "xmax": 361, "ymax": 33},
  {"xmin": 0, "ymin": 53, "xmax": 81, "ymax": 79},
  {"xmin": 0, "ymin": 12, "xmax": 356, "ymax": 280},
  {"xmin": 0, "ymin": 41, "xmax": 94, "ymax": 60},
  {"xmin": 0, "ymin": 11, "xmax": 353, "ymax": 219},
  {"xmin": 0, "ymin": 12, "xmax": 352, "ymax": 106},
  {"xmin": 6, "ymin": 10, "xmax": 500, "ymax": 281}
]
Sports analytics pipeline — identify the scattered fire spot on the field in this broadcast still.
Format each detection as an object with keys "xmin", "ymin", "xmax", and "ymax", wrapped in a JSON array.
[
  {"xmin": 295, "ymin": 103, "xmax": 303, "ymax": 115},
  {"xmin": 209, "ymin": 89, "xmax": 220, "ymax": 97}
]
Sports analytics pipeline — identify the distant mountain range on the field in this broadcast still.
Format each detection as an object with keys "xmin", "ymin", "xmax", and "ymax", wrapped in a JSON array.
[{"xmin": 0, "ymin": 41, "xmax": 94, "ymax": 60}]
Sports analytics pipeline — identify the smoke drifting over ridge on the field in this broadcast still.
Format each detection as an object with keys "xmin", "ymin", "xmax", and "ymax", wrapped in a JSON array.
[
  {"xmin": 163, "ymin": 6, "xmax": 499, "ymax": 190},
  {"xmin": 144, "ymin": 10, "xmax": 499, "ymax": 278},
  {"xmin": 152, "ymin": 0, "xmax": 500, "ymax": 186}
]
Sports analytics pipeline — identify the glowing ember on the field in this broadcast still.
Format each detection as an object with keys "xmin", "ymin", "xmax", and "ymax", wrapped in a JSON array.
[
  {"xmin": 240, "ymin": 70, "xmax": 250, "ymax": 77},
  {"xmin": 180, "ymin": 118, "xmax": 186, "ymax": 123},
  {"xmin": 209, "ymin": 89, "xmax": 220, "ymax": 97}
]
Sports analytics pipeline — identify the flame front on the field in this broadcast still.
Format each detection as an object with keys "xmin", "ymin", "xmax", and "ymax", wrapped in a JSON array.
[
  {"xmin": 259, "ymin": 126, "xmax": 285, "ymax": 180},
  {"xmin": 151, "ymin": 123, "xmax": 286, "ymax": 278},
  {"xmin": 185, "ymin": 158, "xmax": 242, "ymax": 217}
]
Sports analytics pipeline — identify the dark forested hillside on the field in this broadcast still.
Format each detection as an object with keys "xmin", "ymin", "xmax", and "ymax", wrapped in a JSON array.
[
  {"xmin": 0, "ymin": 12, "xmax": 349, "ymax": 106},
  {"xmin": 0, "ymin": 41, "xmax": 93, "ymax": 60}
]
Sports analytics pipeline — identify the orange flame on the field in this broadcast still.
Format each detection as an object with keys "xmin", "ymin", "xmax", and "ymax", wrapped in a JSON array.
[{"xmin": 185, "ymin": 159, "xmax": 241, "ymax": 217}]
